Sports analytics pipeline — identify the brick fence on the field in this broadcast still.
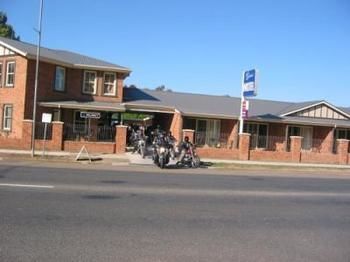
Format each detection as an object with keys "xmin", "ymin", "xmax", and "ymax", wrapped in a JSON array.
[
  {"xmin": 184, "ymin": 130, "xmax": 349, "ymax": 165},
  {"xmin": 0, "ymin": 120, "xmax": 127, "ymax": 155}
]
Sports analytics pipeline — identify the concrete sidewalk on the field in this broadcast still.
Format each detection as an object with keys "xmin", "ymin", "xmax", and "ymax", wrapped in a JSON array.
[{"xmin": 0, "ymin": 148, "xmax": 350, "ymax": 170}]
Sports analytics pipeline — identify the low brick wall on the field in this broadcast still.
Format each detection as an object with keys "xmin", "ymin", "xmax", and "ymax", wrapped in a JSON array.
[
  {"xmin": 197, "ymin": 147, "xmax": 239, "ymax": 160},
  {"xmin": 250, "ymin": 150, "xmax": 293, "ymax": 162},
  {"xmin": 63, "ymin": 141, "xmax": 115, "ymax": 154},
  {"xmin": 34, "ymin": 139, "xmax": 61, "ymax": 151},
  {"xmin": 0, "ymin": 137, "xmax": 26, "ymax": 150},
  {"xmin": 301, "ymin": 152, "xmax": 339, "ymax": 165}
]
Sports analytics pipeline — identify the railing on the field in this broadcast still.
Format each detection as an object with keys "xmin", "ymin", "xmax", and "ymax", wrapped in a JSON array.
[
  {"xmin": 63, "ymin": 124, "xmax": 116, "ymax": 142},
  {"xmin": 194, "ymin": 132, "xmax": 231, "ymax": 148},
  {"xmin": 35, "ymin": 122, "xmax": 52, "ymax": 140}
]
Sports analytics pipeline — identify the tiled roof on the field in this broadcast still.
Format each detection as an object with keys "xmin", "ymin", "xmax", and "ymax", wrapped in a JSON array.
[{"xmin": 0, "ymin": 36, "xmax": 131, "ymax": 72}]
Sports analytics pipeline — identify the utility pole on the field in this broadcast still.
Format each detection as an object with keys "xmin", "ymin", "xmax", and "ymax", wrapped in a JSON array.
[{"xmin": 31, "ymin": 0, "xmax": 44, "ymax": 157}]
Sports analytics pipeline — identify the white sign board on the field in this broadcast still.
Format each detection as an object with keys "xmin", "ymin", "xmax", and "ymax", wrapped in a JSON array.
[
  {"xmin": 80, "ymin": 111, "xmax": 101, "ymax": 119},
  {"xmin": 42, "ymin": 113, "xmax": 52, "ymax": 123},
  {"xmin": 242, "ymin": 69, "xmax": 257, "ymax": 97}
]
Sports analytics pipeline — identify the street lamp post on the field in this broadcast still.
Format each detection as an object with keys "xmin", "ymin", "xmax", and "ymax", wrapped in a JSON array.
[{"xmin": 31, "ymin": 0, "xmax": 44, "ymax": 157}]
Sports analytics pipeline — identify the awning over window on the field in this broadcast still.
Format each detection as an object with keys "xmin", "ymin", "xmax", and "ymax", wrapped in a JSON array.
[{"xmin": 39, "ymin": 101, "xmax": 126, "ymax": 112}]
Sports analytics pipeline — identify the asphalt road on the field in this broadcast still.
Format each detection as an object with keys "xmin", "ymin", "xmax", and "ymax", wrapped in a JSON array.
[{"xmin": 0, "ymin": 163, "xmax": 350, "ymax": 262}]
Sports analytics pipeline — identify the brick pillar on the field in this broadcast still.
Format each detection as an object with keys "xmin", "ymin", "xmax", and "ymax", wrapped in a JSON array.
[
  {"xmin": 22, "ymin": 120, "xmax": 33, "ymax": 150},
  {"xmin": 115, "ymin": 125, "xmax": 127, "ymax": 154},
  {"xmin": 239, "ymin": 133, "xmax": 250, "ymax": 161},
  {"xmin": 290, "ymin": 136, "xmax": 302, "ymax": 162},
  {"xmin": 170, "ymin": 111, "xmax": 183, "ymax": 142},
  {"xmin": 229, "ymin": 120, "xmax": 239, "ymax": 149},
  {"xmin": 52, "ymin": 121, "xmax": 64, "ymax": 151},
  {"xmin": 337, "ymin": 139, "xmax": 349, "ymax": 165},
  {"xmin": 183, "ymin": 129, "xmax": 195, "ymax": 144}
]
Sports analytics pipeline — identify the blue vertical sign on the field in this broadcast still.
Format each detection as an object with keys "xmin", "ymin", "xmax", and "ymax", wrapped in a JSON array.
[{"xmin": 242, "ymin": 69, "xmax": 257, "ymax": 97}]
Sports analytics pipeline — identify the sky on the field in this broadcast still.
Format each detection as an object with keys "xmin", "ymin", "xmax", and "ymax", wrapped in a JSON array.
[{"xmin": 2, "ymin": 0, "xmax": 350, "ymax": 106}]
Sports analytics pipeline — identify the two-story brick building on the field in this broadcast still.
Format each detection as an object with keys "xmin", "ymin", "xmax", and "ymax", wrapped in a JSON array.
[{"xmin": 0, "ymin": 36, "xmax": 349, "ymax": 165}]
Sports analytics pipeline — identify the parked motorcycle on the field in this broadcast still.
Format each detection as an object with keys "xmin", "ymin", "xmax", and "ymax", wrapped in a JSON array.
[
  {"xmin": 130, "ymin": 130, "xmax": 147, "ymax": 158},
  {"xmin": 152, "ymin": 132, "xmax": 171, "ymax": 169},
  {"xmin": 178, "ymin": 144, "xmax": 201, "ymax": 168}
]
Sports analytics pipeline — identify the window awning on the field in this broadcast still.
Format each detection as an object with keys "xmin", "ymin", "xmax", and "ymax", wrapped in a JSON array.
[{"xmin": 39, "ymin": 101, "xmax": 126, "ymax": 112}]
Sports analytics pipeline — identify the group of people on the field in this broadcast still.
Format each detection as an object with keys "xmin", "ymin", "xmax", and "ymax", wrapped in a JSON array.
[{"xmin": 127, "ymin": 124, "xmax": 194, "ymax": 163}]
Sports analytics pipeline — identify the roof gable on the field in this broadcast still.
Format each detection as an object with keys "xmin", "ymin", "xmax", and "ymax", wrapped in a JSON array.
[{"xmin": 281, "ymin": 101, "xmax": 350, "ymax": 120}]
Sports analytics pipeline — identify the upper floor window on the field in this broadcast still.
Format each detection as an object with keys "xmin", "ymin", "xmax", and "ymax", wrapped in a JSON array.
[
  {"xmin": 54, "ymin": 66, "xmax": 66, "ymax": 92},
  {"xmin": 5, "ymin": 61, "xmax": 15, "ymax": 87},
  {"xmin": 103, "ymin": 72, "xmax": 116, "ymax": 96},
  {"xmin": 2, "ymin": 104, "xmax": 13, "ymax": 131},
  {"xmin": 83, "ymin": 71, "xmax": 97, "ymax": 94}
]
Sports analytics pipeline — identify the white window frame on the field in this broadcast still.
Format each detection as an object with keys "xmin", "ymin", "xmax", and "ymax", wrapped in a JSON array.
[
  {"xmin": 54, "ymin": 66, "xmax": 66, "ymax": 91},
  {"xmin": 103, "ymin": 72, "xmax": 116, "ymax": 96},
  {"xmin": 82, "ymin": 71, "xmax": 97, "ymax": 94},
  {"xmin": 5, "ymin": 61, "xmax": 15, "ymax": 87},
  {"xmin": 3, "ymin": 104, "xmax": 13, "ymax": 131}
]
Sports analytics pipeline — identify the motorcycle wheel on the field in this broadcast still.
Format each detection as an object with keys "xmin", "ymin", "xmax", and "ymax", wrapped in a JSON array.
[
  {"xmin": 191, "ymin": 156, "xmax": 201, "ymax": 168},
  {"xmin": 159, "ymin": 157, "xmax": 165, "ymax": 169},
  {"xmin": 140, "ymin": 147, "xmax": 146, "ymax": 159}
]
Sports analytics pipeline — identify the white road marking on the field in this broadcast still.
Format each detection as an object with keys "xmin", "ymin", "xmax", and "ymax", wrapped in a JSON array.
[{"xmin": 0, "ymin": 183, "xmax": 54, "ymax": 189}]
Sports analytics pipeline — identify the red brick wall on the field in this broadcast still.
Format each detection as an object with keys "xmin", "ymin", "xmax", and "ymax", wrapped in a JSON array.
[
  {"xmin": 0, "ymin": 137, "xmax": 23, "ymax": 149},
  {"xmin": 250, "ymin": 150, "xmax": 293, "ymax": 162},
  {"xmin": 301, "ymin": 152, "xmax": 338, "ymax": 165},
  {"xmin": 63, "ymin": 141, "xmax": 115, "ymax": 153},
  {"xmin": 268, "ymin": 123, "xmax": 287, "ymax": 151},
  {"xmin": 197, "ymin": 147, "xmax": 239, "ymax": 160},
  {"xmin": 312, "ymin": 126, "xmax": 334, "ymax": 153},
  {"xmin": 115, "ymin": 125, "xmax": 127, "ymax": 154},
  {"xmin": 221, "ymin": 119, "xmax": 238, "ymax": 148},
  {"xmin": 0, "ymin": 55, "xmax": 28, "ymax": 139},
  {"xmin": 170, "ymin": 112, "xmax": 183, "ymax": 142}
]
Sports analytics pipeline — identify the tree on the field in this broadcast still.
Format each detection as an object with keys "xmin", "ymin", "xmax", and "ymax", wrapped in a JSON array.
[
  {"xmin": 123, "ymin": 84, "xmax": 138, "ymax": 89},
  {"xmin": 155, "ymin": 85, "xmax": 172, "ymax": 92},
  {"xmin": 0, "ymin": 12, "xmax": 20, "ymax": 40}
]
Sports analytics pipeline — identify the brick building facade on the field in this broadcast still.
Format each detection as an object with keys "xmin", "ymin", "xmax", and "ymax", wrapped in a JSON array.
[{"xmin": 0, "ymin": 36, "xmax": 349, "ymax": 165}]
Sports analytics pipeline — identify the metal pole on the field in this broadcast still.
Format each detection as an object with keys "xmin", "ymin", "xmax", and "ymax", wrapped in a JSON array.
[
  {"xmin": 42, "ymin": 123, "xmax": 47, "ymax": 157},
  {"xmin": 31, "ymin": 0, "xmax": 44, "ymax": 157},
  {"xmin": 239, "ymin": 71, "xmax": 245, "ymax": 134}
]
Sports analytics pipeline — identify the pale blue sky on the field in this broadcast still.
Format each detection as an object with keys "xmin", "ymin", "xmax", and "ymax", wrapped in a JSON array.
[{"xmin": 2, "ymin": 0, "xmax": 350, "ymax": 106}]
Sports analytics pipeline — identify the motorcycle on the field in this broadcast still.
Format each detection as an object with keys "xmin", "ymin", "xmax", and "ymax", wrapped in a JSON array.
[
  {"xmin": 152, "ymin": 132, "xmax": 171, "ymax": 169},
  {"xmin": 136, "ymin": 136, "xmax": 147, "ymax": 158},
  {"xmin": 178, "ymin": 144, "xmax": 201, "ymax": 168},
  {"xmin": 130, "ymin": 130, "xmax": 147, "ymax": 158}
]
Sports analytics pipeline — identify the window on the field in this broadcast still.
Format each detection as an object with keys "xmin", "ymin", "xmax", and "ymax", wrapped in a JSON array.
[
  {"xmin": 0, "ymin": 62, "xmax": 2, "ymax": 87},
  {"xmin": 184, "ymin": 118, "xmax": 221, "ymax": 147},
  {"xmin": 334, "ymin": 129, "xmax": 350, "ymax": 140},
  {"xmin": 244, "ymin": 123, "xmax": 268, "ymax": 149},
  {"xmin": 287, "ymin": 126, "xmax": 313, "ymax": 150},
  {"xmin": 2, "ymin": 104, "xmax": 13, "ymax": 131},
  {"xmin": 73, "ymin": 111, "xmax": 87, "ymax": 133},
  {"xmin": 103, "ymin": 72, "xmax": 116, "ymax": 95},
  {"xmin": 54, "ymin": 66, "xmax": 66, "ymax": 91},
  {"xmin": 83, "ymin": 71, "xmax": 97, "ymax": 94},
  {"xmin": 5, "ymin": 61, "xmax": 15, "ymax": 87}
]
